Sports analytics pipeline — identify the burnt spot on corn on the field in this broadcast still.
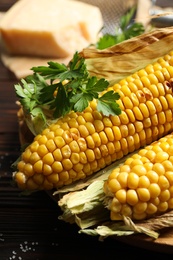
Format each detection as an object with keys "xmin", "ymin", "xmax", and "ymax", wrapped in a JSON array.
[{"xmin": 164, "ymin": 78, "xmax": 173, "ymax": 91}]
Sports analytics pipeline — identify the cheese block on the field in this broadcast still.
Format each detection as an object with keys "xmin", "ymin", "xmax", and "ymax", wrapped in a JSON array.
[{"xmin": 0, "ymin": 0, "xmax": 103, "ymax": 58}]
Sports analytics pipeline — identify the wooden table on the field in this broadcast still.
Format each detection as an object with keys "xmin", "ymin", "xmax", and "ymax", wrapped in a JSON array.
[{"xmin": 0, "ymin": 1, "xmax": 173, "ymax": 259}]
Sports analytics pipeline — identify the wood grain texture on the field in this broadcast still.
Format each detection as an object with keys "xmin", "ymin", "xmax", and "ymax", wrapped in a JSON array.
[{"xmin": 0, "ymin": 1, "xmax": 173, "ymax": 258}]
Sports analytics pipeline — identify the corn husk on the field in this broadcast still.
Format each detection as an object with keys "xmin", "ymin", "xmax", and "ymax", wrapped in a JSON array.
[
  {"xmin": 57, "ymin": 175, "xmax": 173, "ymax": 240},
  {"xmin": 81, "ymin": 26, "xmax": 173, "ymax": 83},
  {"xmin": 57, "ymin": 178, "xmax": 161, "ymax": 240}
]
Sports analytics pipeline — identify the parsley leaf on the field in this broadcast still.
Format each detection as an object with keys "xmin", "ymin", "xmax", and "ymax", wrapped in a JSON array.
[
  {"xmin": 15, "ymin": 52, "xmax": 121, "ymax": 133},
  {"xmin": 96, "ymin": 6, "xmax": 145, "ymax": 50},
  {"xmin": 97, "ymin": 91, "xmax": 121, "ymax": 116}
]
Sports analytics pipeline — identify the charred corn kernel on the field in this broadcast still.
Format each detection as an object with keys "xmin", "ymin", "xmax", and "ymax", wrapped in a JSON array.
[
  {"xmin": 104, "ymin": 133, "xmax": 173, "ymax": 220},
  {"xmin": 14, "ymin": 51, "xmax": 173, "ymax": 190}
]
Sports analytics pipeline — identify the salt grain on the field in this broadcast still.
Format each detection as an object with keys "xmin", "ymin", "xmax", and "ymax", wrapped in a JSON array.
[{"xmin": 8, "ymin": 241, "xmax": 39, "ymax": 259}]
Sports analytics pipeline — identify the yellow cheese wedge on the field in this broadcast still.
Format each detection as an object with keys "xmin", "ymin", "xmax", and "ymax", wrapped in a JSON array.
[{"xmin": 0, "ymin": 0, "xmax": 103, "ymax": 58}]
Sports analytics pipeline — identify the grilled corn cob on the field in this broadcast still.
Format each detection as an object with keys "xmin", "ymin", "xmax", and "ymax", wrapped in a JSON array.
[
  {"xmin": 104, "ymin": 133, "xmax": 173, "ymax": 221},
  {"xmin": 14, "ymin": 51, "xmax": 173, "ymax": 190}
]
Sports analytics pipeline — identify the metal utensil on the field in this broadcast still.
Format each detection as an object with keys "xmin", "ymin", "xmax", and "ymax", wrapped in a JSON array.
[{"xmin": 150, "ymin": 0, "xmax": 173, "ymax": 27}]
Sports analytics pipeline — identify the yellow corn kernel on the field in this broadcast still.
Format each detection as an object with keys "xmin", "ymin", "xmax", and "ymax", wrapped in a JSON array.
[
  {"xmin": 85, "ymin": 122, "xmax": 95, "ymax": 134},
  {"xmin": 54, "ymin": 136, "xmax": 65, "ymax": 148},
  {"xmin": 24, "ymin": 163, "xmax": 34, "ymax": 177},
  {"xmin": 126, "ymin": 190, "xmax": 138, "ymax": 206},
  {"xmin": 145, "ymin": 64, "xmax": 154, "ymax": 74},
  {"xmin": 42, "ymin": 164, "xmax": 52, "ymax": 175},
  {"xmin": 104, "ymin": 127, "xmax": 114, "ymax": 142},
  {"xmin": 33, "ymin": 160, "xmax": 43, "ymax": 174},
  {"xmin": 130, "ymin": 93, "xmax": 139, "ymax": 106},
  {"xmin": 83, "ymin": 112, "xmax": 93, "ymax": 122},
  {"xmin": 125, "ymin": 109, "xmax": 136, "ymax": 122},
  {"xmin": 115, "ymin": 189, "xmax": 127, "ymax": 204},
  {"xmin": 99, "ymin": 131, "xmax": 108, "ymax": 144},
  {"xmin": 78, "ymin": 125, "xmax": 89, "ymax": 138},
  {"xmin": 52, "ymin": 161, "xmax": 63, "ymax": 173},
  {"xmin": 33, "ymin": 173, "xmax": 44, "ymax": 185},
  {"xmin": 146, "ymin": 203, "xmax": 157, "ymax": 215},
  {"xmin": 122, "ymin": 96, "xmax": 133, "ymax": 109},
  {"xmin": 103, "ymin": 117, "xmax": 112, "ymax": 127},
  {"xmin": 117, "ymin": 172, "xmax": 128, "ymax": 188},
  {"xmin": 139, "ymin": 103, "xmax": 149, "ymax": 118}
]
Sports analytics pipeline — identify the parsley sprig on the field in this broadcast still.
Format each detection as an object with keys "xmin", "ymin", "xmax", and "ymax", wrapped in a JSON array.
[
  {"xmin": 15, "ymin": 52, "xmax": 121, "ymax": 126},
  {"xmin": 97, "ymin": 6, "xmax": 145, "ymax": 50}
]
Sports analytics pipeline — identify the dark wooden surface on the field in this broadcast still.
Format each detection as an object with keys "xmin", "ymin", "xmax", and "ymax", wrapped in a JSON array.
[{"xmin": 0, "ymin": 1, "xmax": 173, "ymax": 259}]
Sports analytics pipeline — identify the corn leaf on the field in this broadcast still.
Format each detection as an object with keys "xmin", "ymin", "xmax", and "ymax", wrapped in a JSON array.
[{"xmin": 81, "ymin": 26, "xmax": 173, "ymax": 84}]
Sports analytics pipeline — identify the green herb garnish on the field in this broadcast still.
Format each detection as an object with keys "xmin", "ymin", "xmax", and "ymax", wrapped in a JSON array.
[
  {"xmin": 96, "ymin": 6, "xmax": 145, "ymax": 50},
  {"xmin": 15, "ymin": 52, "xmax": 121, "ymax": 135}
]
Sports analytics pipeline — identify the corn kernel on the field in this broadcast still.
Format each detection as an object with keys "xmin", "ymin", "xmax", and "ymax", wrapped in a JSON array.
[
  {"xmin": 127, "ymin": 173, "xmax": 139, "ymax": 189},
  {"xmin": 33, "ymin": 160, "xmax": 43, "ymax": 173},
  {"xmin": 115, "ymin": 189, "xmax": 127, "ymax": 203},
  {"xmin": 159, "ymin": 189, "xmax": 170, "ymax": 202},
  {"xmin": 146, "ymin": 170, "xmax": 159, "ymax": 183},
  {"xmin": 117, "ymin": 172, "xmax": 128, "ymax": 188},
  {"xmin": 59, "ymin": 171, "xmax": 69, "ymax": 182},
  {"xmin": 133, "ymin": 201, "xmax": 147, "ymax": 214},
  {"xmin": 137, "ymin": 188, "xmax": 150, "ymax": 202},
  {"xmin": 126, "ymin": 189, "xmax": 138, "ymax": 206},
  {"xmin": 158, "ymin": 201, "xmax": 168, "ymax": 212},
  {"xmin": 158, "ymin": 175, "xmax": 170, "ymax": 190}
]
